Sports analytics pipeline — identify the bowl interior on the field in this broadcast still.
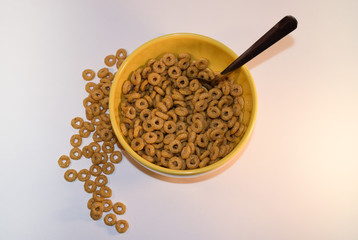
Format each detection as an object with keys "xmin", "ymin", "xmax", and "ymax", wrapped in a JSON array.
[{"xmin": 109, "ymin": 33, "xmax": 257, "ymax": 176}]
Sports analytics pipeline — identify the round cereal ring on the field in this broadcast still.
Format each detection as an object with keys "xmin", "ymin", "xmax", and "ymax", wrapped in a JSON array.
[
  {"xmin": 71, "ymin": 117, "xmax": 84, "ymax": 129},
  {"xmin": 90, "ymin": 210, "xmax": 103, "ymax": 221},
  {"xmin": 195, "ymin": 58, "xmax": 209, "ymax": 70},
  {"xmin": 186, "ymin": 155, "xmax": 200, "ymax": 169},
  {"xmin": 92, "ymin": 190, "xmax": 104, "ymax": 202},
  {"xmin": 163, "ymin": 121, "xmax": 177, "ymax": 134},
  {"xmin": 100, "ymin": 186, "xmax": 112, "ymax": 198},
  {"xmin": 82, "ymin": 69, "xmax": 95, "ymax": 81},
  {"xmin": 208, "ymin": 88, "xmax": 222, "ymax": 100},
  {"xmin": 174, "ymin": 107, "xmax": 188, "ymax": 117},
  {"xmin": 100, "ymin": 83, "xmax": 111, "ymax": 96},
  {"xmin": 143, "ymin": 132, "xmax": 158, "ymax": 144},
  {"xmin": 110, "ymin": 151, "xmax": 122, "ymax": 164},
  {"xmin": 113, "ymin": 202, "xmax": 126, "ymax": 215},
  {"xmin": 87, "ymin": 198, "xmax": 95, "ymax": 209},
  {"xmin": 220, "ymin": 106, "xmax": 234, "ymax": 121},
  {"xmin": 196, "ymin": 134, "xmax": 208, "ymax": 148},
  {"xmin": 116, "ymin": 58, "xmax": 125, "ymax": 69},
  {"xmin": 197, "ymin": 71, "xmax": 209, "ymax": 80},
  {"xmin": 144, "ymin": 144, "xmax": 155, "ymax": 157},
  {"xmin": 152, "ymin": 61, "xmax": 166, "ymax": 73},
  {"xmin": 178, "ymin": 58, "xmax": 190, "ymax": 70},
  {"xmin": 160, "ymin": 157, "xmax": 170, "ymax": 167},
  {"xmin": 131, "ymin": 138, "xmax": 145, "ymax": 151},
  {"xmin": 99, "ymin": 128, "xmax": 112, "ymax": 142},
  {"xmin": 186, "ymin": 66, "xmax": 199, "ymax": 78},
  {"xmin": 104, "ymin": 54, "xmax": 116, "ymax": 67},
  {"xmin": 115, "ymin": 219, "xmax": 129, "ymax": 233},
  {"xmin": 103, "ymin": 199, "xmax": 113, "ymax": 212},
  {"xmin": 89, "ymin": 164, "xmax": 102, "ymax": 176},
  {"xmin": 141, "ymin": 66, "xmax": 152, "ymax": 79},
  {"xmin": 190, "ymin": 119, "xmax": 204, "ymax": 133},
  {"xmin": 116, "ymin": 48, "xmax": 127, "ymax": 59},
  {"xmin": 70, "ymin": 134, "xmax": 82, "ymax": 147},
  {"xmin": 91, "ymin": 152, "xmax": 102, "ymax": 165},
  {"xmin": 199, "ymin": 157, "xmax": 210, "ymax": 168},
  {"xmin": 194, "ymin": 100, "xmax": 208, "ymax": 112},
  {"xmin": 102, "ymin": 142, "xmax": 114, "ymax": 153},
  {"xmin": 91, "ymin": 89, "xmax": 104, "ymax": 101},
  {"xmin": 230, "ymin": 83, "xmax": 243, "ymax": 96},
  {"xmin": 78, "ymin": 169, "xmax": 91, "ymax": 182},
  {"xmin": 134, "ymin": 98, "xmax": 148, "ymax": 111},
  {"xmin": 150, "ymin": 117, "xmax": 164, "ymax": 130},
  {"xmin": 102, "ymin": 162, "xmax": 115, "ymax": 175},
  {"xmin": 84, "ymin": 180, "xmax": 96, "ymax": 193},
  {"xmin": 189, "ymin": 79, "xmax": 200, "ymax": 92},
  {"xmin": 168, "ymin": 157, "xmax": 183, "ymax": 170},
  {"xmin": 89, "ymin": 142, "xmax": 101, "ymax": 153},
  {"xmin": 168, "ymin": 140, "xmax": 183, "ymax": 154},
  {"xmin": 91, "ymin": 202, "xmax": 104, "ymax": 215},
  {"xmin": 181, "ymin": 145, "xmax": 192, "ymax": 159},
  {"xmin": 162, "ymin": 53, "xmax": 176, "ymax": 66},
  {"xmin": 210, "ymin": 129, "xmax": 225, "ymax": 141},
  {"xmin": 95, "ymin": 174, "xmax": 108, "ymax": 187},
  {"xmin": 207, "ymin": 106, "xmax": 221, "ymax": 118},
  {"xmin": 163, "ymin": 134, "xmax": 176, "ymax": 145},
  {"xmin": 70, "ymin": 147, "xmax": 82, "ymax": 160},
  {"xmin": 148, "ymin": 72, "xmax": 162, "ymax": 86},
  {"xmin": 85, "ymin": 82, "xmax": 97, "ymax": 94},
  {"xmin": 210, "ymin": 146, "xmax": 220, "ymax": 161},
  {"xmin": 130, "ymin": 71, "xmax": 142, "ymax": 85},
  {"xmin": 97, "ymin": 68, "xmax": 109, "ymax": 78},
  {"xmin": 58, "ymin": 155, "xmax": 71, "ymax": 168},
  {"xmin": 168, "ymin": 66, "xmax": 182, "ymax": 79},
  {"xmin": 64, "ymin": 169, "xmax": 77, "ymax": 182},
  {"xmin": 79, "ymin": 127, "xmax": 91, "ymax": 138},
  {"xmin": 104, "ymin": 213, "xmax": 117, "ymax": 226}
]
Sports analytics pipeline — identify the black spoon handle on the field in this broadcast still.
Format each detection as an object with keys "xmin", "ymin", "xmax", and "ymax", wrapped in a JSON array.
[{"xmin": 221, "ymin": 15, "xmax": 298, "ymax": 75}]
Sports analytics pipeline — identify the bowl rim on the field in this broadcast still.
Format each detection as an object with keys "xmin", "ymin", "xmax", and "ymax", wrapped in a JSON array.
[{"xmin": 109, "ymin": 32, "xmax": 258, "ymax": 176}]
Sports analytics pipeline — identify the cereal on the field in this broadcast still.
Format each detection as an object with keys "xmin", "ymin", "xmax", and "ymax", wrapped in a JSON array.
[
  {"xmin": 113, "ymin": 202, "xmax": 126, "ymax": 215},
  {"xmin": 64, "ymin": 169, "xmax": 77, "ymax": 182},
  {"xmin": 82, "ymin": 69, "xmax": 95, "ymax": 81},
  {"xmin": 70, "ymin": 134, "xmax": 82, "ymax": 147},
  {"xmin": 58, "ymin": 155, "xmax": 71, "ymax": 168},
  {"xmin": 70, "ymin": 147, "xmax": 82, "ymax": 160},
  {"xmin": 115, "ymin": 219, "xmax": 129, "ymax": 233},
  {"xmin": 71, "ymin": 117, "xmax": 84, "ymax": 129},
  {"xmin": 104, "ymin": 55, "xmax": 116, "ymax": 67},
  {"xmin": 78, "ymin": 169, "xmax": 91, "ymax": 182},
  {"xmin": 104, "ymin": 213, "xmax": 117, "ymax": 226}
]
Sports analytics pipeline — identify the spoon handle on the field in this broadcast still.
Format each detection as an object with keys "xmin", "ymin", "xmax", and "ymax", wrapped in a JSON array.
[{"xmin": 221, "ymin": 15, "xmax": 298, "ymax": 75}]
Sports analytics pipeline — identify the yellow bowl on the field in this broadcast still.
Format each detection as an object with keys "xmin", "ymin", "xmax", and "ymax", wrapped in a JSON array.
[{"xmin": 109, "ymin": 33, "xmax": 258, "ymax": 177}]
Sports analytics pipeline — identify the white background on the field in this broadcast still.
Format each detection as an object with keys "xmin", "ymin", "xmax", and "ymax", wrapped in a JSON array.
[{"xmin": 1, "ymin": 0, "xmax": 358, "ymax": 239}]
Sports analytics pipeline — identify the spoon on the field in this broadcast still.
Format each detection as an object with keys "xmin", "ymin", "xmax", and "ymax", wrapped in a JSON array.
[{"xmin": 197, "ymin": 15, "xmax": 298, "ymax": 88}]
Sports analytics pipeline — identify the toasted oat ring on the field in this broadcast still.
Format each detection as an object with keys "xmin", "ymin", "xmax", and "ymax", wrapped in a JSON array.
[
  {"xmin": 64, "ymin": 169, "xmax": 77, "ymax": 182},
  {"xmin": 103, "ymin": 199, "xmax": 113, "ymax": 212},
  {"xmin": 70, "ymin": 134, "xmax": 82, "ymax": 147},
  {"xmin": 100, "ymin": 186, "xmax": 112, "ymax": 198},
  {"xmin": 79, "ymin": 127, "xmax": 91, "ymax": 138},
  {"xmin": 131, "ymin": 138, "xmax": 145, "ymax": 151},
  {"xmin": 186, "ymin": 155, "xmax": 200, "ymax": 169},
  {"xmin": 91, "ymin": 89, "xmax": 104, "ymax": 101},
  {"xmin": 102, "ymin": 162, "xmax": 115, "ymax": 175},
  {"xmin": 189, "ymin": 79, "xmax": 200, "ymax": 92},
  {"xmin": 190, "ymin": 119, "xmax": 203, "ymax": 133},
  {"xmin": 130, "ymin": 71, "xmax": 142, "ymax": 85},
  {"xmin": 148, "ymin": 72, "xmax": 162, "ymax": 85},
  {"xmin": 95, "ymin": 174, "xmax": 108, "ymax": 187},
  {"xmin": 97, "ymin": 68, "xmax": 109, "ymax": 78},
  {"xmin": 160, "ymin": 157, "xmax": 170, "ymax": 167},
  {"xmin": 91, "ymin": 152, "xmax": 102, "ymax": 165},
  {"xmin": 90, "ymin": 210, "xmax": 103, "ymax": 221},
  {"xmin": 194, "ymin": 100, "xmax": 208, "ymax": 112},
  {"xmin": 116, "ymin": 48, "xmax": 127, "ymax": 59},
  {"xmin": 175, "ymin": 76, "xmax": 189, "ymax": 88},
  {"xmin": 91, "ymin": 202, "xmax": 104, "ymax": 215},
  {"xmin": 103, "ymin": 54, "xmax": 116, "ymax": 67},
  {"xmin": 178, "ymin": 57, "xmax": 190, "ymax": 70},
  {"xmin": 143, "ymin": 132, "xmax": 158, "ymax": 144},
  {"xmin": 163, "ymin": 120, "xmax": 177, "ymax": 134},
  {"xmin": 150, "ymin": 117, "xmax": 164, "ymax": 130},
  {"xmin": 85, "ymin": 82, "xmax": 97, "ymax": 94},
  {"xmin": 87, "ymin": 198, "xmax": 95, "ymax": 209},
  {"xmin": 220, "ymin": 106, "xmax": 234, "ymax": 121},
  {"xmin": 144, "ymin": 144, "xmax": 156, "ymax": 157},
  {"xmin": 104, "ymin": 213, "xmax": 117, "ymax": 226},
  {"xmin": 208, "ymin": 88, "xmax": 223, "ymax": 100},
  {"xmin": 196, "ymin": 134, "xmax": 209, "ymax": 148},
  {"xmin": 84, "ymin": 180, "xmax": 96, "ymax": 193},
  {"xmin": 197, "ymin": 71, "xmax": 209, "ymax": 80},
  {"xmin": 230, "ymin": 83, "xmax": 243, "ymax": 96},
  {"xmin": 113, "ymin": 202, "xmax": 126, "ymax": 215},
  {"xmin": 168, "ymin": 66, "xmax": 182, "ymax": 79},
  {"xmin": 134, "ymin": 98, "xmax": 148, "ymax": 111},
  {"xmin": 58, "ymin": 155, "xmax": 71, "ymax": 168},
  {"xmin": 181, "ymin": 145, "xmax": 192, "ymax": 159},
  {"xmin": 162, "ymin": 53, "xmax": 176, "ymax": 66},
  {"xmin": 168, "ymin": 157, "xmax": 183, "ymax": 170},
  {"xmin": 186, "ymin": 66, "xmax": 199, "ymax": 78},
  {"xmin": 88, "ymin": 163, "xmax": 102, "ymax": 175},
  {"xmin": 163, "ymin": 134, "xmax": 176, "ymax": 145},
  {"xmin": 210, "ymin": 129, "xmax": 225, "ymax": 141},
  {"xmin": 78, "ymin": 169, "xmax": 91, "ymax": 182},
  {"xmin": 152, "ymin": 61, "xmax": 166, "ymax": 74},
  {"xmin": 82, "ymin": 69, "xmax": 95, "ymax": 81},
  {"xmin": 115, "ymin": 219, "xmax": 129, "ymax": 233},
  {"xmin": 174, "ymin": 107, "xmax": 188, "ymax": 117},
  {"xmin": 70, "ymin": 147, "xmax": 82, "ymax": 160},
  {"xmin": 199, "ymin": 157, "xmax": 210, "ymax": 168},
  {"xmin": 207, "ymin": 106, "xmax": 221, "ymax": 118},
  {"xmin": 89, "ymin": 142, "xmax": 101, "ymax": 153},
  {"xmin": 155, "ymin": 111, "xmax": 169, "ymax": 120},
  {"xmin": 195, "ymin": 58, "xmax": 209, "ymax": 70},
  {"xmin": 71, "ymin": 117, "xmax": 84, "ymax": 129},
  {"xmin": 168, "ymin": 140, "xmax": 183, "ymax": 154},
  {"xmin": 110, "ymin": 151, "xmax": 122, "ymax": 164}
]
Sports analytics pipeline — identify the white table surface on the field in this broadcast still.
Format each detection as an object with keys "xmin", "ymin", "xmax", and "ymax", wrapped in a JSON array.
[{"xmin": 1, "ymin": 0, "xmax": 358, "ymax": 239}]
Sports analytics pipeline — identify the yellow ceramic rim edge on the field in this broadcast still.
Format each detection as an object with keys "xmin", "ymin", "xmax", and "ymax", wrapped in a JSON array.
[{"xmin": 109, "ymin": 33, "xmax": 258, "ymax": 176}]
